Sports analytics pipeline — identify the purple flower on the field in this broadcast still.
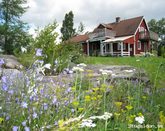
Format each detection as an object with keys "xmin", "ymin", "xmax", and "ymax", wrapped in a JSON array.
[
  {"xmin": 0, "ymin": 58, "xmax": 5, "ymax": 66},
  {"xmin": 6, "ymin": 116, "xmax": 10, "ymax": 121},
  {"xmin": 65, "ymin": 87, "xmax": 71, "ymax": 94},
  {"xmin": 21, "ymin": 102, "xmax": 28, "ymax": 108},
  {"xmin": 54, "ymin": 121, "xmax": 58, "ymax": 126},
  {"xmin": 33, "ymin": 112, "xmax": 38, "ymax": 119},
  {"xmin": 2, "ymin": 76, "xmax": 7, "ymax": 83},
  {"xmin": 22, "ymin": 121, "xmax": 27, "ymax": 126},
  {"xmin": 52, "ymin": 97, "xmax": 57, "ymax": 104},
  {"xmin": 24, "ymin": 127, "xmax": 30, "ymax": 131},
  {"xmin": 12, "ymin": 126, "xmax": 18, "ymax": 131},
  {"xmin": 35, "ymin": 48, "xmax": 42, "ymax": 56},
  {"xmin": 2, "ymin": 84, "xmax": 8, "ymax": 91},
  {"xmin": 43, "ymin": 103, "xmax": 48, "ymax": 110},
  {"xmin": 8, "ymin": 90, "xmax": 14, "ymax": 95},
  {"xmin": 71, "ymin": 109, "xmax": 75, "ymax": 113}
]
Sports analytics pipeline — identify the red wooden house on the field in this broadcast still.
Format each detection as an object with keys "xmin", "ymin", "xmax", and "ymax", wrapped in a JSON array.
[{"xmin": 70, "ymin": 16, "xmax": 158, "ymax": 56}]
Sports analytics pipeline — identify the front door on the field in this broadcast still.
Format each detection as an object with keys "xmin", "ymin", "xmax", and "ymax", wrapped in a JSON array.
[{"xmin": 130, "ymin": 44, "xmax": 134, "ymax": 56}]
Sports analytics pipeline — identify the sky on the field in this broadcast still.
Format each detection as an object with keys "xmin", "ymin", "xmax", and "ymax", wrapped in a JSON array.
[{"xmin": 20, "ymin": 0, "xmax": 165, "ymax": 36}]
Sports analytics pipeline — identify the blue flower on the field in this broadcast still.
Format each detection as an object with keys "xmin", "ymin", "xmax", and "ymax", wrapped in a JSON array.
[
  {"xmin": 35, "ymin": 48, "xmax": 42, "ymax": 56},
  {"xmin": 0, "ymin": 58, "xmax": 5, "ymax": 66},
  {"xmin": 2, "ymin": 76, "xmax": 7, "ymax": 83},
  {"xmin": 43, "ymin": 103, "xmax": 48, "ymax": 110},
  {"xmin": 24, "ymin": 127, "xmax": 30, "ymax": 131},
  {"xmin": 21, "ymin": 102, "xmax": 28, "ymax": 108},
  {"xmin": 22, "ymin": 120, "xmax": 27, "ymax": 126},
  {"xmin": 12, "ymin": 126, "xmax": 18, "ymax": 131},
  {"xmin": 2, "ymin": 83, "xmax": 8, "ymax": 91},
  {"xmin": 33, "ymin": 112, "xmax": 38, "ymax": 119}
]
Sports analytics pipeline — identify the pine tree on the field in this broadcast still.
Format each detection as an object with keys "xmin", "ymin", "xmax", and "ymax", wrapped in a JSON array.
[
  {"xmin": 60, "ymin": 11, "xmax": 75, "ymax": 41},
  {"xmin": 0, "ymin": 0, "xmax": 30, "ymax": 54}
]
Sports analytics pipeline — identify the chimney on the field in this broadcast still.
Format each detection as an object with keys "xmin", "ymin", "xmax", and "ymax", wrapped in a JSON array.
[{"xmin": 116, "ymin": 17, "xmax": 121, "ymax": 23}]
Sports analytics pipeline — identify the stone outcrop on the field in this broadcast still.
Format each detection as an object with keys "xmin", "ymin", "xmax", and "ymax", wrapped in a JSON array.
[{"xmin": 0, "ymin": 55, "xmax": 23, "ymax": 70}]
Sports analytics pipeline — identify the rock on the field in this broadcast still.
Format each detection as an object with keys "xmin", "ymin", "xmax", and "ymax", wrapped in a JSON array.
[{"xmin": 0, "ymin": 55, "xmax": 23, "ymax": 70}]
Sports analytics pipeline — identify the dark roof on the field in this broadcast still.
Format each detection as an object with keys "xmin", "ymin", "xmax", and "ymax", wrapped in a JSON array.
[
  {"xmin": 70, "ymin": 16, "xmax": 144, "ymax": 43},
  {"xmin": 69, "ymin": 34, "xmax": 89, "ymax": 43},
  {"xmin": 107, "ymin": 16, "xmax": 143, "ymax": 37}
]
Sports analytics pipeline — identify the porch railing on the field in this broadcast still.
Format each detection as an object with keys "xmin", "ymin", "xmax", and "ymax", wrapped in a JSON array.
[{"xmin": 104, "ymin": 51, "xmax": 130, "ymax": 56}]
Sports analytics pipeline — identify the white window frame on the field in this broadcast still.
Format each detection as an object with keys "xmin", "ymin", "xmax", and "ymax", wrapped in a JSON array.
[
  {"xmin": 137, "ymin": 41, "xmax": 141, "ymax": 50},
  {"xmin": 139, "ymin": 26, "xmax": 145, "ymax": 32},
  {"xmin": 117, "ymin": 43, "xmax": 126, "ymax": 50}
]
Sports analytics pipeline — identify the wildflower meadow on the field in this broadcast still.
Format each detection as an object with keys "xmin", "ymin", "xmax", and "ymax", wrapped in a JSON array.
[{"xmin": 0, "ymin": 48, "xmax": 165, "ymax": 131}]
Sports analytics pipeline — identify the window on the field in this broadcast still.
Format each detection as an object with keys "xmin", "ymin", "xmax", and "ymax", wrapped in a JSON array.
[
  {"xmin": 117, "ymin": 43, "xmax": 126, "ymax": 50},
  {"xmin": 139, "ymin": 27, "xmax": 145, "ymax": 32},
  {"xmin": 137, "ymin": 41, "xmax": 141, "ymax": 50}
]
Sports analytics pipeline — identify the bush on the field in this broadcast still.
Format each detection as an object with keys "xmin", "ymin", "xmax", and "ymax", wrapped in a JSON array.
[{"xmin": 18, "ymin": 22, "xmax": 85, "ymax": 74}]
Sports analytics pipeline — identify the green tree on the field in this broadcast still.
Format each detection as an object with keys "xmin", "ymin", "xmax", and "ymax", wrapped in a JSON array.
[
  {"xmin": 76, "ymin": 22, "xmax": 85, "ymax": 35},
  {"xmin": 34, "ymin": 21, "xmax": 59, "ymax": 71},
  {"xmin": 148, "ymin": 18, "xmax": 165, "ymax": 40},
  {"xmin": 60, "ymin": 11, "xmax": 75, "ymax": 41},
  {"xmin": 0, "ymin": 0, "xmax": 30, "ymax": 54}
]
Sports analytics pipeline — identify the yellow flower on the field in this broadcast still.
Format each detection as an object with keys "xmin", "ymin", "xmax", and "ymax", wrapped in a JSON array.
[
  {"xmin": 142, "ymin": 96, "xmax": 147, "ymax": 99},
  {"xmin": 92, "ymin": 87, "xmax": 99, "ymax": 92},
  {"xmin": 0, "ymin": 117, "xmax": 4, "ymax": 124},
  {"xmin": 127, "ymin": 115, "xmax": 136, "ymax": 124},
  {"xmin": 114, "ymin": 112, "xmax": 120, "ymax": 118},
  {"xmin": 109, "ymin": 86, "xmax": 113, "ymax": 89},
  {"xmin": 125, "ymin": 105, "xmax": 133, "ymax": 110},
  {"xmin": 58, "ymin": 119, "xmax": 64, "ymax": 128},
  {"xmin": 91, "ymin": 96, "xmax": 97, "ymax": 101},
  {"xmin": 72, "ymin": 101, "xmax": 79, "ymax": 107},
  {"xmin": 78, "ymin": 108, "xmax": 84, "ymax": 112},
  {"xmin": 114, "ymin": 102, "xmax": 122, "ymax": 108},
  {"xmin": 85, "ymin": 95, "xmax": 91, "ymax": 102},
  {"xmin": 97, "ymin": 95, "xmax": 102, "ymax": 99},
  {"xmin": 159, "ymin": 111, "xmax": 165, "ymax": 125},
  {"xmin": 71, "ymin": 86, "xmax": 76, "ymax": 91},
  {"xmin": 87, "ymin": 73, "xmax": 93, "ymax": 77},
  {"xmin": 127, "ymin": 96, "xmax": 133, "ymax": 100},
  {"xmin": 121, "ymin": 109, "xmax": 126, "ymax": 113},
  {"xmin": 86, "ymin": 70, "xmax": 93, "ymax": 73}
]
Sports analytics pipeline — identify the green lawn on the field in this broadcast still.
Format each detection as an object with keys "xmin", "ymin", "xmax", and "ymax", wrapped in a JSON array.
[{"xmin": 86, "ymin": 56, "xmax": 165, "ymax": 88}]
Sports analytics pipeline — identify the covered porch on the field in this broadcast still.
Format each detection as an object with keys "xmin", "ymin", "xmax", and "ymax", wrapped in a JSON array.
[{"xmin": 101, "ymin": 35, "xmax": 134, "ymax": 56}]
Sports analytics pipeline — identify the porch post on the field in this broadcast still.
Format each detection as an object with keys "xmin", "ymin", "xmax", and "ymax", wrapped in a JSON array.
[
  {"xmin": 87, "ymin": 40, "xmax": 89, "ymax": 56},
  {"xmin": 105, "ymin": 43, "xmax": 107, "ymax": 54},
  {"xmin": 110, "ymin": 43, "xmax": 113, "ymax": 56},
  {"xmin": 100, "ymin": 41, "xmax": 104, "ymax": 56},
  {"xmin": 128, "ymin": 43, "xmax": 130, "ymax": 56},
  {"xmin": 121, "ymin": 42, "xmax": 123, "ymax": 56}
]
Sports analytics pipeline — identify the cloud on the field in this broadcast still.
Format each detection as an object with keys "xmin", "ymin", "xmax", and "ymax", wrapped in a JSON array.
[{"xmin": 21, "ymin": 0, "xmax": 165, "ymax": 35}]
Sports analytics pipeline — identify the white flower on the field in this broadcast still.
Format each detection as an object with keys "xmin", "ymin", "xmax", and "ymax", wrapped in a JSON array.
[
  {"xmin": 77, "ymin": 63, "xmax": 87, "ymax": 67},
  {"xmin": 100, "ymin": 69, "xmax": 113, "ymax": 75},
  {"xmin": 89, "ymin": 112, "xmax": 113, "ymax": 120},
  {"xmin": 43, "ymin": 63, "xmax": 51, "ymax": 69},
  {"xmin": 21, "ymin": 46, "xmax": 27, "ymax": 53},
  {"xmin": 72, "ymin": 67, "xmax": 84, "ymax": 72},
  {"xmin": 102, "ymin": 71, "xmax": 108, "ymax": 75},
  {"xmin": 135, "ymin": 116, "xmax": 145, "ymax": 124},
  {"xmin": 79, "ymin": 119, "xmax": 96, "ymax": 128},
  {"xmin": 111, "ymin": 73, "xmax": 116, "ymax": 78}
]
